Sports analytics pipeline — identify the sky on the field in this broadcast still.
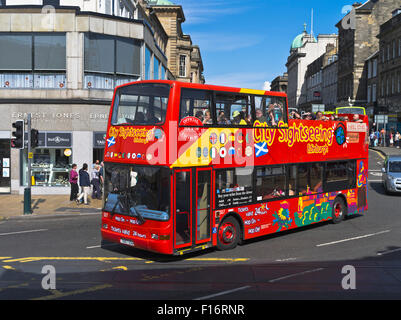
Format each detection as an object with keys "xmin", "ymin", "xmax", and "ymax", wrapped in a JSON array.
[{"xmin": 172, "ymin": 0, "xmax": 354, "ymax": 90}]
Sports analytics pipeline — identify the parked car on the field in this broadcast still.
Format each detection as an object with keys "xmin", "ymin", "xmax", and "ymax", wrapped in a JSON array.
[{"xmin": 382, "ymin": 155, "xmax": 401, "ymax": 194}]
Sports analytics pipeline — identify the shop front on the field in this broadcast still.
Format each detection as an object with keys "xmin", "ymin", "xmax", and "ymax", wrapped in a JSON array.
[
  {"xmin": 21, "ymin": 132, "xmax": 73, "ymax": 188},
  {"xmin": 93, "ymin": 132, "xmax": 106, "ymax": 163}
]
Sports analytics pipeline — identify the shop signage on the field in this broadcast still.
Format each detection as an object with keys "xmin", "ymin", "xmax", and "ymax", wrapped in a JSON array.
[
  {"xmin": 46, "ymin": 133, "xmax": 72, "ymax": 147},
  {"xmin": 93, "ymin": 132, "xmax": 107, "ymax": 148}
]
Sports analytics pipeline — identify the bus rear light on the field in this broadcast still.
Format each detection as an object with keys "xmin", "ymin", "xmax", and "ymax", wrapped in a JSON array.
[
  {"xmin": 102, "ymin": 224, "xmax": 108, "ymax": 229},
  {"xmin": 103, "ymin": 212, "xmax": 109, "ymax": 218}
]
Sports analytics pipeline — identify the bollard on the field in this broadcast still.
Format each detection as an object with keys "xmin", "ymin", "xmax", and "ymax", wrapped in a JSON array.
[{"xmin": 24, "ymin": 187, "xmax": 32, "ymax": 215}]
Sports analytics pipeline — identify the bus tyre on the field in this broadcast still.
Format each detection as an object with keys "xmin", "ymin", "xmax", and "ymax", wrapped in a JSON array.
[
  {"xmin": 217, "ymin": 216, "xmax": 240, "ymax": 251},
  {"xmin": 332, "ymin": 197, "xmax": 347, "ymax": 224}
]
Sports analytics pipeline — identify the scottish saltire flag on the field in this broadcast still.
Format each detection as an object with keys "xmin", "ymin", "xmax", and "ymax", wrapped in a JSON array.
[
  {"xmin": 255, "ymin": 142, "xmax": 268, "ymax": 157},
  {"xmin": 107, "ymin": 136, "xmax": 116, "ymax": 148}
]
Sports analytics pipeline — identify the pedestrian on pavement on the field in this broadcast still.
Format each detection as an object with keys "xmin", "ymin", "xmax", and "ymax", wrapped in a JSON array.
[
  {"xmin": 92, "ymin": 159, "xmax": 100, "ymax": 169},
  {"xmin": 395, "ymin": 132, "xmax": 401, "ymax": 148},
  {"xmin": 91, "ymin": 164, "xmax": 102, "ymax": 200},
  {"xmin": 69, "ymin": 164, "xmax": 79, "ymax": 201},
  {"xmin": 370, "ymin": 131, "xmax": 375, "ymax": 147},
  {"xmin": 99, "ymin": 161, "xmax": 104, "ymax": 185},
  {"xmin": 76, "ymin": 163, "xmax": 90, "ymax": 205}
]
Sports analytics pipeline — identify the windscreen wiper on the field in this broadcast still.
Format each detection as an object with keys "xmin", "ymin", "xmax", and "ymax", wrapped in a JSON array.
[{"xmin": 130, "ymin": 206, "xmax": 145, "ymax": 225}]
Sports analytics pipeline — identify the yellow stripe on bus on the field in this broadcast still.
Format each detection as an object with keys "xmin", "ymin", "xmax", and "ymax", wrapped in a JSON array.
[
  {"xmin": 171, "ymin": 128, "xmax": 239, "ymax": 168},
  {"xmin": 239, "ymin": 88, "xmax": 266, "ymax": 95}
]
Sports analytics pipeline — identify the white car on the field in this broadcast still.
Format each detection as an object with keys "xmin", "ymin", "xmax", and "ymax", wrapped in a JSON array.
[{"xmin": 382, "ymin": 156, "xmax": 401, "ymax": 194}]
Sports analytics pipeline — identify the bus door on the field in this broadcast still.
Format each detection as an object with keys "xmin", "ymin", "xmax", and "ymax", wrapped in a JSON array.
[
  {"xmin": 195, "ymin": 168, "xmax": 212, "ymax": 245},
  {"xmin": 173, "ymin": 168, "xmax": 212, "ymax": 250}
]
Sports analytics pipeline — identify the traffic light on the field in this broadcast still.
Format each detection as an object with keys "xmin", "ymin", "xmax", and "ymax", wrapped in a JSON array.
[
  {"xmin": 31, "ymin": 129, "xmax": 39, "ymax": 148},
  {"xmin": 11, "ymin": 120, "xmax": 25, "ymax": 149}
]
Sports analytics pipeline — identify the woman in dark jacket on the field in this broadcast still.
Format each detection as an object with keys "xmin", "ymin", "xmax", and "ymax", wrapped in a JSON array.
[
  {"xmin": 76, "ymin": 163, "xmax": 91, "ymax": 205},
  {"xmin": 69, "ymin": 164, "xmax": 79, "ymax": 201}
]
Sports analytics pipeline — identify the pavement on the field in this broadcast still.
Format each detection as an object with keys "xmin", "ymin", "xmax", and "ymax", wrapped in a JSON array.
[
  {"xmin": 370, "ymin": 146, "xmax": 401, "ymax": 157},
  {"xmin": 0, "ymin": 194, "xmax": 102, "ymax": 220}
]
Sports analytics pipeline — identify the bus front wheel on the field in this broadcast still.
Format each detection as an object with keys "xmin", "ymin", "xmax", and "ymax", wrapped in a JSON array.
[
  {"xmin": 332, "ymin": 197, "xmax": 347, "ymax": 224},
  {"xmin": 217, "ymin": 216, "xmax": 240, "ymax": 251}
]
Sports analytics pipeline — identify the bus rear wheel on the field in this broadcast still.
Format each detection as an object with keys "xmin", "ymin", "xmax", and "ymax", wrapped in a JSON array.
[
  {"xmin": 332, "ymin": 197, "xmax": 347, "ymax": 224},
  {"xmin": 217, "ymin": 216, "xmax": 240, "ymax": 251}
]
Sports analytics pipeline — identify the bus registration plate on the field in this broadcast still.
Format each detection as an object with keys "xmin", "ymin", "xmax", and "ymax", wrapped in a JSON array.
[{"xmin": 120, "ymin": 238, "xmax": 134, "ymax": 246}]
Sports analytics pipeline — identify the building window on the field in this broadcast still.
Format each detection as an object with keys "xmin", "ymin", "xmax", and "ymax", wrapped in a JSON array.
[
  {"xmin": 392, "ymin": 75, "xmax": 395, "ymax": 95},
  {"xmin": 84, "ymin": 33, "xmax": 141, "ymax": 89},
  {"xmin": 393, "ymin": 40, "xmax": 396, "ymax": 59},
  {"xmin": 367, "ymin": 85, "xmax": 371, "ymax": 103},
  {"xmin": 161, "ymin": 65, "xmax": 166, "ymax": 80},
  {"xmin": 372, "ymin": 58, "xmax": 377, "ymax": 77},
  {"xmin": 154, "ymin": 56, "xmax": 160, "ymax": 80},
  {"xmin": 372, "ymin": 83, "xmax": 377, "ymax": 102},
  {"xmin": 0, "ymin": 33, "xmax": 66, "ymax": 89},
  {"xmin": 399, "ymin": 38, "xmax": 401, "ymax": 57},
  {"xmin": 387, "ymin": 44, "xmax": 391, "ymax": 61},
  {"xmin": 145, "ymin": 45, "xmax": 152, "ymax": 80},
  {"xmin": 179, "ymin": 55, "xmax": 186, "ymax": 77},
  {"xmin": 368, "ymin": 61, "xmax": 372, "ymax": 79}
]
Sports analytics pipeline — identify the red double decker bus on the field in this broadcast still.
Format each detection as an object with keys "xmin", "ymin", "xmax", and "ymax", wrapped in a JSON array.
[{"xmin": 101, "ymin": 80, "xmax": 369, "ymax": 255}]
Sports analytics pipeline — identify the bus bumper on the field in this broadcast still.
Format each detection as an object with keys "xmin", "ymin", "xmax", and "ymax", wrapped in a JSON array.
[{"xmin": 101, "ymin": 229, "xmax": 173, "ymax": 255}]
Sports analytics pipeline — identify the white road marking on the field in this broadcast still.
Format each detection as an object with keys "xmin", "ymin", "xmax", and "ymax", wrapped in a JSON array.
[
  {"xmin": 316, "ymin": 230, "xmax": 391, "ymax": 247},
  {"xmin": 275, "ymin": 257, "xmax": 298, "ymax": 262},
  {"xmin": 194, "ymin": 286, "xmax": 251, "ymax": 300},
  {"xmin": 377, "ymin": 248, "xmax": 401, "ymax": 256},
  {"xmin": 86, "ymin": 245, "xmax": 101, "ymax": 249},
  {"xmin": 268, "ymin": 268, "xmax": 324, "ymax": 283},
  {"xmin": 0, "ymin": 229, "xmax": 47, "ymax": 236}
]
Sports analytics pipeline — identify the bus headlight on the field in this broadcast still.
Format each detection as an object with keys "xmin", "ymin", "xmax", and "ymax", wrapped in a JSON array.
[{"xmin": 151, "ymin": 234, "xmax": 170, "ymax": 240}]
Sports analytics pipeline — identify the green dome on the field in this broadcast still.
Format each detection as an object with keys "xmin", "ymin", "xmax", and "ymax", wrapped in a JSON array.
[
  {"xmin": 150, "ymin": 0, "xmax": 174, "ymax": 5},
  {"xmin": 291, "ymin": 33, "xmax": 305, "ymax": 50}
]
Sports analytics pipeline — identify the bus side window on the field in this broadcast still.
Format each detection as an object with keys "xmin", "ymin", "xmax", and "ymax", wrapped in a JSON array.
[
  {"xmin": 214, "ymin": 92, "xmax": 253, "ymax": 127},
  {"xmin": 310, "ymin": 163, "xmax": 323, "ymax": 193},
  {"xmin": 180, "ymin": 89, "xmax": 213, "ymax": 125},
  {"xmin": 288, "ymin": 165, "xmax": 297, "ymax": 196},
  {"xmin": 297, "ymin": 164, "xmax": 309, "ymax": 195}
]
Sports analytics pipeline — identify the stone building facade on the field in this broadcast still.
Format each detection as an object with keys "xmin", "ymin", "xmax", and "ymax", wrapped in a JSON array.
[
  {"xmin": 147, "ymin": 0, "xmax": 205, "ymax": 84},
  {"xmin": 0, "ymin": 2, "xmax": 180, "ymax": 194},
  {"xmin": 286, "ymin": 26, "xmax": 337, "ymax": 110},
  {"xmin": 365, "ymin": 50, "xmax": 379, "ymax": 118},
  {"xmin": 321, "ymin": 47, "xmax": 338, "ymax": 109},
  {"xmin": 377, "ymin": 8, "xmax": 401, "ymax": 133},
  {"xmin": 336, "ymin": 0, "xmax": 398, "ymax": 106},
  {"xmin": 270, "ymin": 73, "xmax": 288, "ymax": 93}
]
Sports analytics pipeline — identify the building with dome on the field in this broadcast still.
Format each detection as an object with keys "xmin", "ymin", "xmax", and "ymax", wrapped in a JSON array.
[{"xmin": 286, "ymin": 25, "xmax": 337, "ymax": 110}]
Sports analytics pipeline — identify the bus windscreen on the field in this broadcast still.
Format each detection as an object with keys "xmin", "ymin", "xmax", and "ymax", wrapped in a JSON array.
[
  {"xmin": 111, "ymin": 83, "xmax": 170, "ymax": 126},
  {"xmin": 336, "ymin": 107, "xmax": 365, "ymax": 115}
]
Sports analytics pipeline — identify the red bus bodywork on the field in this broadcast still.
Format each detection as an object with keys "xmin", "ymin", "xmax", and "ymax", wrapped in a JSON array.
[{"xmin": 101, "ymin": 80, "xmax": 369, "ymax": 255}]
